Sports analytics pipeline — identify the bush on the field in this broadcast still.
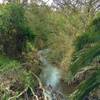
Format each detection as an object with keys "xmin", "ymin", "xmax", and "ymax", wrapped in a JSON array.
[{"xmin": 0, "ymin": 3, "xmax": 34, "ymax": 58}]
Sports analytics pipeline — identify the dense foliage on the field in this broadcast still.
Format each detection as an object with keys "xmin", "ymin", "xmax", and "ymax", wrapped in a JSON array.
[
  {"xmin": 0, "ymin": 1, "xmax": 100, "ymax": 100},
  {"xmin": 70, "ymin": 14, "xmax": 100, "ymax": 100},
  {"xmin": 0, "ymin": 3, "xmax": 34, "ymax": 58}
]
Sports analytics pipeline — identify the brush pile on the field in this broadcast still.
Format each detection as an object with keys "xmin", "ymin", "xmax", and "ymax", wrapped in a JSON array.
[
  {"xmin": 0, "ymin": 71, "xmax": 67, "ymax": 100},
  {"xmin": 33, "ymin": 84, "xmax": 66, "ymax": 100}
]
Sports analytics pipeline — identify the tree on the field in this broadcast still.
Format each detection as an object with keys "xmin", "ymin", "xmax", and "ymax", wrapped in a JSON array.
[
  {"xmin": 25, "ymin": 4, "xmax": 53, "ymax": 49},
  {"xmin": 0, "ymin": 4, "xmax": 34, "ymax": 58},
  {"xmin": 53, "ymin": 0, "xmax": 100, "ymax": 11},
  {"xmin": 52, "ymin": 0, "xmax": 100, "ymax": 34}
]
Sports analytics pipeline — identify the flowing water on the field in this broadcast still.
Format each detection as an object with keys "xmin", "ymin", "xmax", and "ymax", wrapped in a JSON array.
[
  {"xmin": 38, "ymin": 49, "xmax": 61, "ymax": 88},
  {"xmin": 37, "ymin": 49, "xmax": 67, "ymax": 100}
]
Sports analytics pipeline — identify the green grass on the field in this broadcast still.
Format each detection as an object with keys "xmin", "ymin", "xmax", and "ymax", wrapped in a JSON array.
[{"xmin": 0, "ymin": 54, "xmax": 21, "ymax": 74}]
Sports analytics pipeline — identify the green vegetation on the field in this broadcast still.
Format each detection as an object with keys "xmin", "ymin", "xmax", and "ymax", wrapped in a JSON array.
[
  {"xmin": 0, "ymin": 3, "xmax": 34, "ymax": 58},
  {"xmin": 69, "ymin": 15, "xmax": 100, "ymax": 100},
  {"xmin": 0, "ymin": 0, "xmax": 100, "ymax": 100}
]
